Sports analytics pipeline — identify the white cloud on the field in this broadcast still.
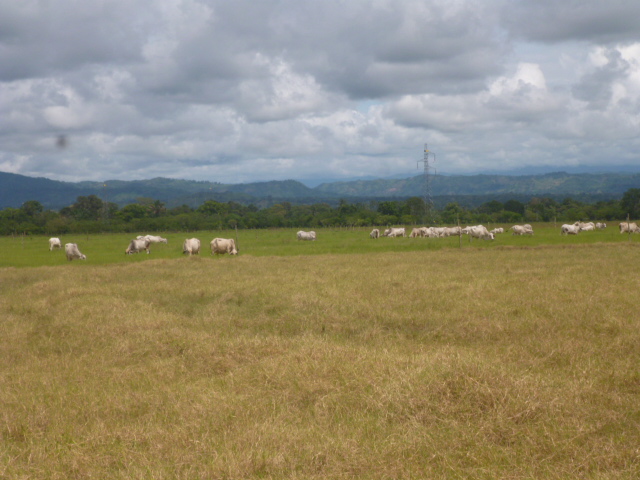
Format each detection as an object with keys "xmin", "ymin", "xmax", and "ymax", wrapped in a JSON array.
[{"xmin": 1, "ymin": 0, "xmax": 639, "ymax": 183}]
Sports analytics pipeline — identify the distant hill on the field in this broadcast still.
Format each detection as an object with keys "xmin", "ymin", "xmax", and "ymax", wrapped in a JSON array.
[
  {"xmin": 1, "ymin": 170, "xmax": 639, "ymax": 210},
  {"xmin": 315, "ymin": 171, "xmax": 640, "ymax": 197},
  {"xmin": 0, "ymin": 172, "xmax": 332, "ymax": 209}
]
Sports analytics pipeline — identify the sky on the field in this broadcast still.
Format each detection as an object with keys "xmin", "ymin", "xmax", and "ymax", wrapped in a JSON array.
[{"xmin": 1, "ymin": 0, "xmax": 640, "ymax": 186}]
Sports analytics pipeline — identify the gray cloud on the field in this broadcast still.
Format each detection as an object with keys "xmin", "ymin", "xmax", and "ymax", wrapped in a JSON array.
[
  {"xmin": 503, "ymin": 0, "xmax": 640, "ymax": 44},
  {"xmin": 1, "ymin": 0, "xmax": 639, "ymax": 184}
]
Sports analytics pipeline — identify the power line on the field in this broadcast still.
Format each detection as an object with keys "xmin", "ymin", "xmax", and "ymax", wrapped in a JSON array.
[{"xmin": 417, "ymin": 143, "xmax": 436, "ymax": 223}]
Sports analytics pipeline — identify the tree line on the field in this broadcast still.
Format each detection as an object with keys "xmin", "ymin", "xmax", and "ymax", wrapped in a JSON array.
[{"xmin": 2, "ymin": 189, "xmax": 640, "ymax": 236}]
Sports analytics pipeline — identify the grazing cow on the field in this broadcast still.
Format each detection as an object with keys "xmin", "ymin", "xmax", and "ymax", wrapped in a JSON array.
[
  {"xmin": 137, "ymin": 235, "xmax": 168, "ymax": 244},
  {"xmin": 436, "ymin": 226, "xmax": 456, "ymax": 237},
  {"xmin": 65, "ymin": 243, "xmax": 86, "ymax": 261},
  {"xmin": 510, "ymin": 225, "xmax": 534, "ymax": 235},
  {"xmin": 409, "ymin": 227, "xmax": 423, "ymax": 238},
  {"xmin": 574, "ymin": 221, "xmax": 595, "ymax": 230},
  {"xmin": 490, "ymin": 228, "xmax": 504, "ymax": 235},
  {"xmin": 126, "ymin": 238, "xmax": 151, "ymax": 254},
  {"xmin": 385, "ymin": 227, "xmax": 406, "ymax": 238},
  {"xmin": 595, "ymin": 222, "xmax": 607, "ymax": 229},
  {"xmin": 49, "ymin": 237, "xmax": 62, "ymax": 251},
  {"xmin": 210, "ymin": 238, "xmax": 238, "ymax": 256},
  {"xmin": 183, "ymin": 238, "xmax": 201, "ymax": 255},
  {"xmin": 420, "ymin": 227, "xmax": 434, "ymax": 237},
  {"xmin": 561, "ymin": 224, "xmax": 581, "ymax": 235},
  {"xmin": 619, "ymin": 222, "xmax": 640, "ymax": 233},
  {"xmin": 297, "ymin": 230, "xmax": 316, "ymax": 241},
  {"xmin": 468, "ymin": 225, "xmax": 494, "ymax": 241},
  {"xmin": 370, "ymin": 228, "xmax": 380, "ymax": 239}
]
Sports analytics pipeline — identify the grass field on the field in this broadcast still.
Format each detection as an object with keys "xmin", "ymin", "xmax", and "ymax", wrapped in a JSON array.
[
  {"xmin": 0, "ymin": 223, "xmax": 637, "ymax": 268},
  {"xmin": 1, "ymin": 225, "xmax": 640, "ymax": 478}
]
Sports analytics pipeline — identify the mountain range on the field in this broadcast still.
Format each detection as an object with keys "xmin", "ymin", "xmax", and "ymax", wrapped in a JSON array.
[{"xmin": 1, "ymin": 170, "xmax": 639, "ymax": 210}]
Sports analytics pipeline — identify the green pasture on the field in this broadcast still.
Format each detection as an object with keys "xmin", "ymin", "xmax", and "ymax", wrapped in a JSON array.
[{"xmin": 0, "ymin": 223, "xmax": 636, "ymax": 268}]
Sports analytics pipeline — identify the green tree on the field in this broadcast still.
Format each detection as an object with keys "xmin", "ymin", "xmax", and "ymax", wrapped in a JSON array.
[
  {"xmin": 527, "ymin": 197, "xmax": 559, "ymax": 222},
  {"xmin": 169, "ymin": 205, "xmax": 193, "ymax": 215},
  {"xmin": 477, "ymin": 200, "xmax": 503, "ymax": 215},
  {"xmin": 69, "ymin": 195, "xmax": 104, "ymax": 221},
  {"xmin": 117, "ymin": 204, "xmax": 148, "ymax": 222},
  {"xmin": 441, "ymin": 202, "xmax": 464, "ymax": 224},
  {"xmin": 198, "ymin": 200, "xmax": 228, "ymax": 215},
  {"xmin": 497, "ymin": 210, "xmax": 522, "ymax": 223},
  {"xmin": 150, "ymin": 200, "xmax": 166, "ymax": 217},
  {"xmin": 377, "ymin": 201, "xmax": 401, "ymax": 217},
  {"xmin": 620, "ymin": 188, "xmax": 640, "ymax": 219},
  {"xmin": 503, "ymin": 199, "xmax": 525, "ymax": 216},
  {"xmin": 405, "ymin": 197, "xmax": 426, "ymax": 222},
  {"xmin": 20, "ymin": 200, "xmax": 44, "ymax": 217}
]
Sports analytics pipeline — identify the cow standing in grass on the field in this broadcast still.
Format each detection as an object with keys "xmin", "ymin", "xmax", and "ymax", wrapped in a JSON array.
[
  {"xmin": 297, "ymin": 231, "xmax": 316, "ymax": 241},
  {"xmin": 137, "ymin": 235, "xmax": 168, "ymax": 244},
  {"xmin": 619, "ymin": 222, "xmax": 640, "ymax": 233},
  {"xmin": 126, "ymin": 238, "xmax": 151, "ymax": 254},
  {"xmin": 183, "ymin": 238, "xmax": 201, "ymax": 255},
  {"xmin": 468, "ymin": 225, "xmax": 494, "ymax": 241},
  {"xmin": 210, "ymin": 238, "xmax": 238, "ymax": 256},
  {"xmin": 561, "ymin": 224, "xmax": 581, "ymax": 235},
  {"xmin": 49, "ymin": 237, "xmax": 62, "ymax": 251},
  {"xmin": 65, "ymin": 243, "xmax": 86, "ymax": 261},
  {"xmin": 384, "ymin": 227, "xmax": 405, "ymax": 238}
]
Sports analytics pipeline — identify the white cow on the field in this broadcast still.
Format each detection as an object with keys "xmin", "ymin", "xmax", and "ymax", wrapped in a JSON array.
[
  {"xmin": 183, "ymin": 238, "xmax": 201, "ymax": 255},
  {"xmin": 49, "ymin": 237, "xmax": 62, "ymax": 251},
  {"xmin": 510, "ymin": 225, "xmax": 534, "ymax": 235},
  {"xmin": 574, "ymin": 221, "xmax": 595, "ymax": 230},
  {"xmin": 434, "ymin": 227, "xmax": 448, "ymax": 237},
  {"xmin": 468, "ymin": 225, "xmax": 494, "ymax": 241},
  {"xmin": 619, "ymin": 222, "xmax": 640, "ymax": 233},
  {"xmin": 595, "ymin": 222, "xmax": 607, "ymax": 229},
  {"xmin": 420, "ymin": 227, "xmax": 435, "ymax": 237},
  {"xmin": 137, "ymin": 235, "xmax": 168, "ymax": 244},
  {"xmin": 370, "ymin": 228, "xmax": 380, "ymax": 239},
  {"xmin": 65, "ymin": 243, "xmax": 86, "ymax": 261},
  {"xmin": 210, "ymin": 238, "xmax": 238, "ymax": 255},
  {"xmin": 438, "ymin": 226, "xmax": 461, "ymax": 237},
  {"xmin": 561, "ymin": 224, "xmax": 581, "ymax": 235},
  {"xmin": 489, "ymin": 228, "xmax": 504, "ymax": 235},
  {"xmin": 126, "ymin": 238, "xmax": 151, "ymax": 254},
  {"xmin": 409, "ymin": 227, "xmax": 423, "ymax": 238},
  {"xmin": 385, "ymin": 227, "xmax": 406, "ymax": 238},
  {"xmin": 297, "ymin": 230, "xmax": 316, "ymax": 241}
]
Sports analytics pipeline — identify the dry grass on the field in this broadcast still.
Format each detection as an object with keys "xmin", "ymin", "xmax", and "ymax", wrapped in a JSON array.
[{"xmin": 1, "ymin": 244, "xmax": 640, "ymax": 479}]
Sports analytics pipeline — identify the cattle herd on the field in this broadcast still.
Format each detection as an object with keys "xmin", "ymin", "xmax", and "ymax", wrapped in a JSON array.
[
  {"xmin": 47, "ymin": 234, "xmax": 238, "ymax": 261},
  {"xmin": 47, "ymin": 221, "xmax": 638, "ymax": 261},
  {"xmin": 371, "ymin": 221, "xmax": 639, "ymax": 241},
  {"xmin": 371, "ymin": 224, "xmax": 529, "ymax": 240}
]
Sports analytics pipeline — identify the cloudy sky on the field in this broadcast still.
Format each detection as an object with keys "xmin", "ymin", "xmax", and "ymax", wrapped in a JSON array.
[{"xmin": 2, "ymin": 0, "xmax": 640, "ymax": 185}]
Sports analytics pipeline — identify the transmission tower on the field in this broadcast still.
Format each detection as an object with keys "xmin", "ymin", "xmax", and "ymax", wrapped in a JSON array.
[{"xmin": 417, "ymin": 143, "xmax": 436, "ymax": 223}]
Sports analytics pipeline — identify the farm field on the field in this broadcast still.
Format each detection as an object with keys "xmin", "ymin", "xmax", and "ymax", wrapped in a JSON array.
[
  {"xmin": 1, "ymin": 225, "xmax": 640, "ymax": 478},
  {"xmin": 0, "ymin": 222, "xmax": 637, "ymax": 268}
]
